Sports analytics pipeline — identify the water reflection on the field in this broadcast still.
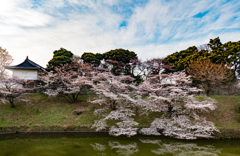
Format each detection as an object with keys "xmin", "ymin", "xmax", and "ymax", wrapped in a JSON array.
[
  {"xmin": 140, "ymin": 139, "xmax": 221, "ymax": 156},
  {"xmin": 91, "ymin": 143, "xmax": 106, "ymax": 151},
  {"xmin": 2, "ymin": 133, "xmax": 239, "ymax": 156},
  {"xmin": 91, "ymin": 141, "xmax": 139, "ymax": 156},
  {"xmin": 109, "ymin": 141, "xmax": 139, "ymax": 156},
  {"xmin": 90, "ymin": 139, "xmax": 222, "ymax": 156}
]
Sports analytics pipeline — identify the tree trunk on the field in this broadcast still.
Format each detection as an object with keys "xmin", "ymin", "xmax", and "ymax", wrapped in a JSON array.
[
  {"xmin": 202, "ymin": 82, "xmax": 210, "ymax": 96},
  {"xmin": 231, "ymin": 67, "xmax": 237, "ymax": 82},
  {"xmin": 168, "ymin": 104, "xmax": 173, "ymax": 113},
  {"xmin": 206, "ymin": 89, "xmax": 210, "ymax": 96},
  {"xmin": 110, "ymin": 100, "xmax": 117, "ymax": 110},
  {"xmin": 165, "ymin": 100, "xmax": 173, "ymax": 113},
  {"xmin": 9, "ymin": 100, "xmax": 15, "ymax": 108},
  {"xmin": 72, "ymin": 94, "xmax": 77, "ymax": 103}
]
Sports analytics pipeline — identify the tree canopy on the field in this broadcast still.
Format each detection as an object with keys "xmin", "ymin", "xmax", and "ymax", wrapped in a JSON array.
[
  {"xmin": 164, "ymin": 37, "xmax": 240, "ymax": 79},
  {"xmin": 102, "ymin": 48, "xmax": 137, "ymax": 75},
  {"xmin": 103, "ymin": 48, "xmax": 137, "ymax": 64},
  {"xmin": 46, "ymin": 48, "xmax": 73, "ymax": 72},
  {"xmin": 222, "ymin": 40, "xmax": 240, "ymax": 74},
  {"xmin": 163, "ymin": 46, "xmax": 197, "ymax": 71},
  {"xmin": 81, "ymin": 52, "xmax": 102, "ymax": 67},
  {"xmin": 187, "ymin": 59, "xmax": 232, "ymax": 96}
]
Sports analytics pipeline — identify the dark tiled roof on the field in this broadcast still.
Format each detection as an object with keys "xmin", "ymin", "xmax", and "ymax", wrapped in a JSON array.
[{"xmin": 5, "ymin": 56, "xmax": 45, "ymax": 71}]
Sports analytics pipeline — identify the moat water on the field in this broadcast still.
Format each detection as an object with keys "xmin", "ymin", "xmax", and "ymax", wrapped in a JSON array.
[{"xmin": 0, "ymin": 132, "xmax": 240, "ymax": 156}]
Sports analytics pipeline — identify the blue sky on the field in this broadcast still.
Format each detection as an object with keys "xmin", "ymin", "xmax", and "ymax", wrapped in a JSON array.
[{"xmin": 0, "ymin": 0, "xmax": 240, "ymax": 67}]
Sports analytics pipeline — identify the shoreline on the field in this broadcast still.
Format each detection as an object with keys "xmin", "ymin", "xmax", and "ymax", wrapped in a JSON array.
[{"xmin": 1, "ymin": 126, "xmax": 240, "ymax": 139}]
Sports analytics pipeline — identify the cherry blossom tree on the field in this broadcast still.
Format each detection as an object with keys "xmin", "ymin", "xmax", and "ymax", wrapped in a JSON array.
[
  {"xmin": 137, "ymin": 72, "xmax": 220, "ymax": 139},
  {"xmin": 39, "ymin": 63, "xmax": 93, "ymax": 103},
  {"xmin": 0, "ymin": 77, "xmax": 30, "ymax": 108},
  {"xmin": 128, "ymin": 58, "xmax": 174, "ymax": 82},
  {"xmin": 143, "ymin": 58, "xmax": 174, "ymax": 78},
  {"xmin": 0, "ymin": 47, "xmax": 13, "ymax": 79},
  {"xmin": 90, "ymin": 71, "xmax": 140, "ymax": 137},
  {"xmin": 90, "ymin": 70, "xmax": 219, "ymax": 139}
]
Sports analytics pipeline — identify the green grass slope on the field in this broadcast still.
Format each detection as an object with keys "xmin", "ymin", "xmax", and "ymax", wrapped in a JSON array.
[
  {"xmin": 0, "ymin": 93, "xmax": 160, "ymax": 129},
  {"xmin": 0, "ymin": 94, "xmax": 240, "ymax": 137},
  {"xmin": 202, "ymin": 96, "xmax": 240, "ymax": 129}
]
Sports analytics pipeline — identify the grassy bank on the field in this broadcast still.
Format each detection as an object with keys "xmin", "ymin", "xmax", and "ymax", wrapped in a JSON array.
[
  {"xmin": 0, "ymin": 93, "xmax": 240, "ymax": 138},
  {"xmin": 0, "ymin": 93, "xmax": 160, "ymax": 129},
  {"xmin": 203, "ymin": 96, "xmax": 240, "ymax": 130}
]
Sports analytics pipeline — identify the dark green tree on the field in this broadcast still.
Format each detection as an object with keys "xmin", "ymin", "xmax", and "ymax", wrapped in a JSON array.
[
  {"xmin": 164, "ymin": 38, "xmax": 238, "ymax": 70},
  {"xmin": 164, "ymin": 37, "xmax": 240, "ymax": 80},
  {"xmin": 222, "ymin": 41, "xmax": 240, "ymax": 74},
  {"xmin": 103, "ymin": 48, "xmax": 137, "ymax": 75},
  {"xmin": 103, "ymin": 48, "xmax": 137, "ymax": 64},
  {"xmin": 164, "ymin": 46, "xmax": 198, "ymax": 71},
  {"xmin": 208, "ymin": 37, "xmax": 222, "ymax": 51},
  {"xmin": 206, "ymin": 37, "xmax": 240, "ymax": 80},
  {"xmin": 95, "ymin": 53, "xmax": 103, "ymax": 60},
  {"xmin": 46, "ymin": 48, "xmax": 73, "ymax": 72},
  {"xmin": 81, "ymin": 52, "xmax": 102, "ymax": 67}
]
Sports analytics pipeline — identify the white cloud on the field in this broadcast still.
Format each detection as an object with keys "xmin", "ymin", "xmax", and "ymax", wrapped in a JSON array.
[
  {"xmin": 0, "ymin": 0, "xmax": 239, "ymax": 68},
  {"xmin": 0, "ymin": 0, "xmax": 53, "ymax": 27}
]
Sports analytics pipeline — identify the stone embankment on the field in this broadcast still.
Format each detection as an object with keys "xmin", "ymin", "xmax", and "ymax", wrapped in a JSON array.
[
  {"xmin": 209, "ymin": 83, "xmax": 240, "ymax": 96},
  {"xmin": 1, "ymin": 126, "xmax": 240, "ymax": 139}
]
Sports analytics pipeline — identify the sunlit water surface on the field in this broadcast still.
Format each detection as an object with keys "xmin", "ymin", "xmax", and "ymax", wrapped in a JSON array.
[{"xmin": 0, "ymin": 133, "xmax": 240, "ymax": 156}]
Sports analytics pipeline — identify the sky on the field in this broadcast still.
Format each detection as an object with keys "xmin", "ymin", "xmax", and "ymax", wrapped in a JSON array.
[{"xmin": 0, "ymin": 0, "xmax": 240, "ymax": 68}]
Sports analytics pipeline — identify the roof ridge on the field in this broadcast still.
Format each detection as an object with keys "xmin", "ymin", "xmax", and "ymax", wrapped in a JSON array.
[
  {"xmin": 26, "ymin": 57, "xmax": 45, "ymax": 71},
  {"xmin": 5, "ymin": 56, "xmax": 46, "ymax": 71}
]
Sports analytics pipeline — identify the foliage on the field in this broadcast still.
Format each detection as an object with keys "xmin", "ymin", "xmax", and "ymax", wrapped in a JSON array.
[
  {"xmin": 0, "ymin": 47, "xmax": 13, "ymax": 79},
  {"xmin": 164, "ymin": 46, "xmax": 198, "ymax": 71},
  {"xmin": 95, "ymin": 53, "xmax": 103, "ymax": 60},
  {"xmin": 80, "ymin": 49, "xmax": 137, "ymax": 76},
  {"xmin": 187, "ymin": 59, "xmax": 232, "ymax": 96},
  {"xmin": 81, "ymin": 52, "xmax": 102, "ymax": 67},
  {"xmin": 39, "ymin": 63, "xmax": 93, "ymax": 103},
  {"xmin": 103, "ymin": 48, "xmax": 137, "ymax": 64},
  {"xmin": 222, "ymin": 40, "xmax": 240, "ymax": 76},
  {"xmin": 164, "ymin": 37, "xmax": 240, "ymax": 80},
  {"xmin": 102, "ymin": 48, "xmax": 137, "ymax": 75},
  {"xmin": 208, "ymin": 37, "xmax": 222, "ymax": 51},
  {"xmin": 46, "ymin": 48, "xmax": 73, "ymax": 72}
]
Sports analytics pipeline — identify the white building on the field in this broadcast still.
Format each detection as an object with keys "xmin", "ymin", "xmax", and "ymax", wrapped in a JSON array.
[{"xmin": 5, "ymin": 56, "xmax": 45, "ymax": 80}]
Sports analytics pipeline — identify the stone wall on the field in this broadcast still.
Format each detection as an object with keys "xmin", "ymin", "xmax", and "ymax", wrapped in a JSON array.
[{"xmin": 208, "ymin": 83, "xmax": 240, "ymax": 96}]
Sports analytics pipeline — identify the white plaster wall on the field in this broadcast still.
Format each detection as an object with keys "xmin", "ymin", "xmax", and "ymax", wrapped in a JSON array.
[{"xmin": 12, "ymin": 70, "xmax": 38, "ymax": 80}]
